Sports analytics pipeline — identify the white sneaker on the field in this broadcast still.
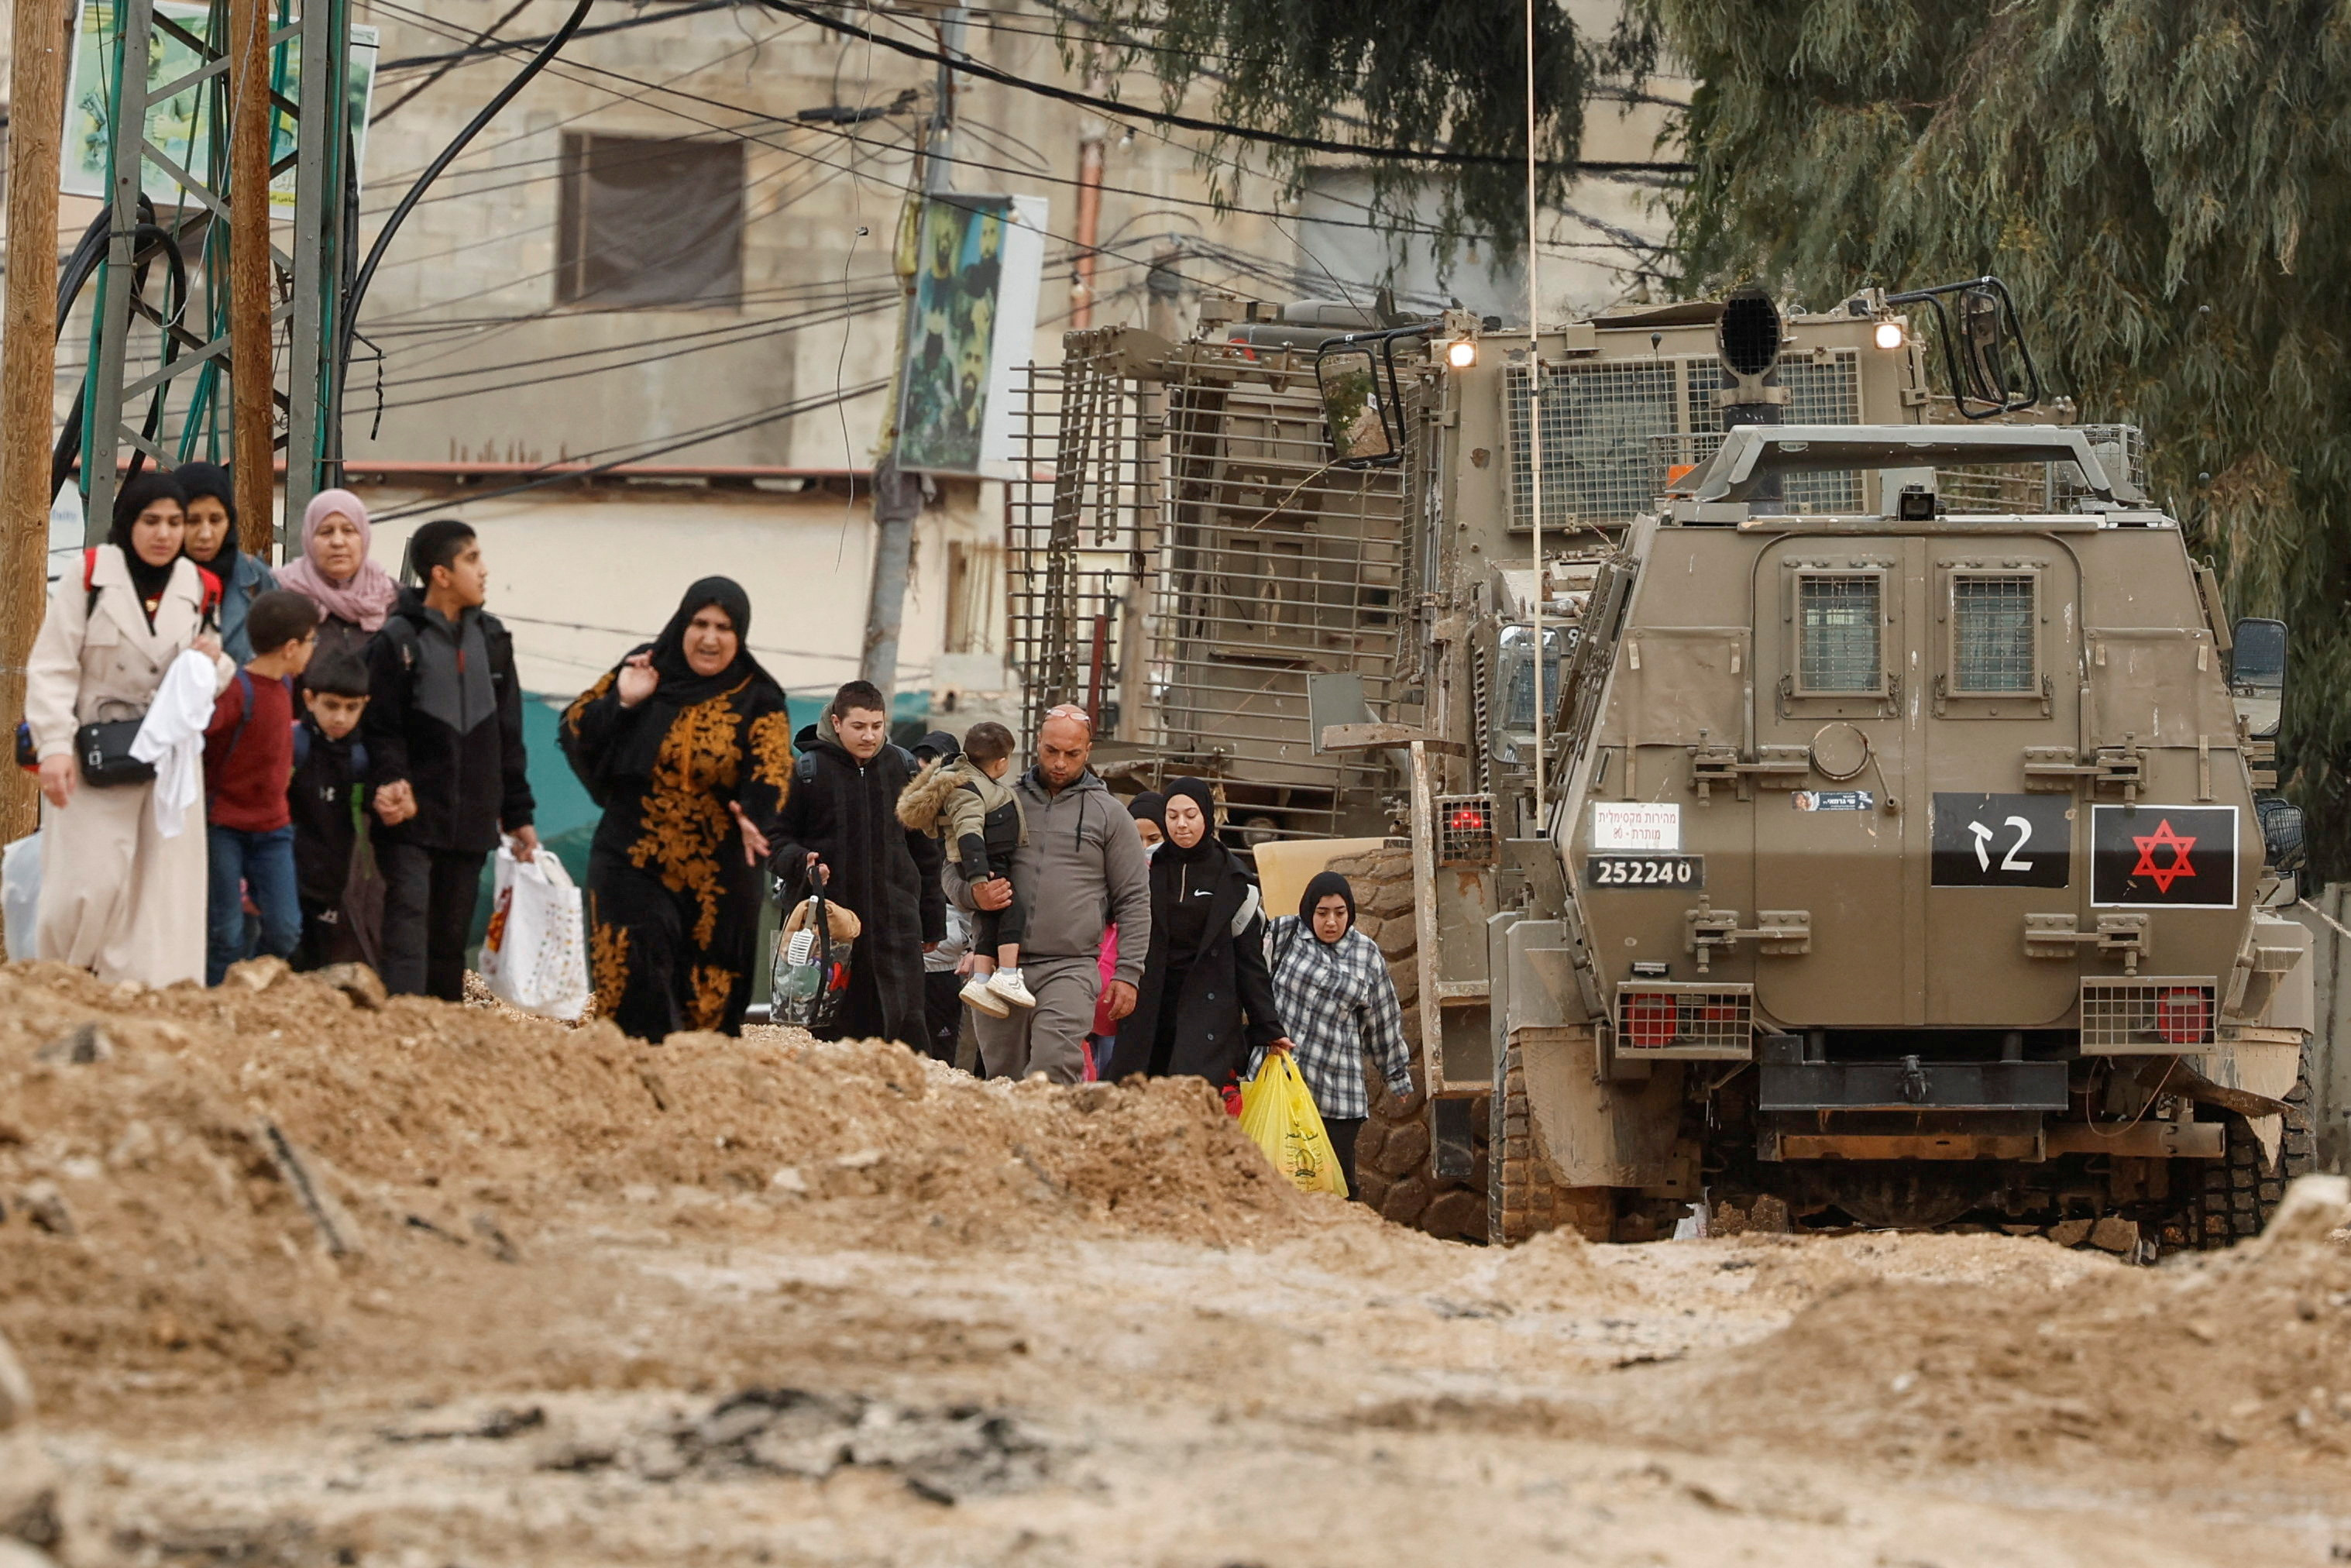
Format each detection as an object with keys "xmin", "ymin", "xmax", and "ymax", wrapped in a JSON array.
[
  {"xmin": 961, "ymin": 977, "xmax": 1010, "ymax": 1017},
  {"xmin": 987, "ymin": 968, "xmax": 1039, "ymax": 1009}
]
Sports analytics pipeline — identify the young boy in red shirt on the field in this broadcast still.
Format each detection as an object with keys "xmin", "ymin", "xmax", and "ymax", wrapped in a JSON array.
[{"xmin": 204, "ymin": 590, "xmax": 319, "ymax": 985}]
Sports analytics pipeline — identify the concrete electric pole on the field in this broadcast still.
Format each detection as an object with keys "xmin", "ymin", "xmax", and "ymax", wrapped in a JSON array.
[
  {"xmin": 858, "ymin": 5, "xmax": 968, "ymax": 706},
  {"xmin": 1, "ymin": 0, "xmax": 67, "ymax": 838}
]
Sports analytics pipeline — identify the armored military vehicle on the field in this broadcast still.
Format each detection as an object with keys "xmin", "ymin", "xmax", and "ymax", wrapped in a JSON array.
[
  {"xmin": 1311, "ymin": 287, "xmax": 2313, "ymax": 1251},
  {"xmin": 1014, "ymin": 283, "xmax": 2311, "ymax": 1250}
]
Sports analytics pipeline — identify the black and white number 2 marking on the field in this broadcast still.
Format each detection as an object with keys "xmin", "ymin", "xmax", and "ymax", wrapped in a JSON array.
[
  {"xmin": 1930, "ymin": 793, "xmax": 2072, "ymax": 889},
  {"xmin": 1968, "ymin": 815, "xmax": 2037, "ymax": 874}
]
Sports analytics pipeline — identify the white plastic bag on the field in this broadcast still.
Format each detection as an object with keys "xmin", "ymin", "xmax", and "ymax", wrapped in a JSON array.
[
  {"xmin": 477, "ymin": 839, "xmax": 590, "ymax": 1021},
  {"xmin": 2, "ymin": 831, "xmax": 40, "ymax": 961}
]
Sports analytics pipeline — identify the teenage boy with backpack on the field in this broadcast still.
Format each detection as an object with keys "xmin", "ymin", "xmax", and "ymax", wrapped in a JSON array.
[
  {"xmin": 287, "ymin": 645, "xmax": 378, "ymax": 971},
  {"xmin": 201, "ymin": 589, "xmax": 320, "ymax": 985},
  {"xmin": 363, "ymin": 519, "xmax": 536, "ymax": 1000}
]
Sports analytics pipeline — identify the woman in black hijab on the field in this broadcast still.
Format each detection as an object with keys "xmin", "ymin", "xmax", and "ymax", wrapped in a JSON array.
[
  {"xmin": 1107, "ymin": 777, "xmax": 1291, "ymax": 1092},
  {"xmin": 107, "ymin": 472, "xmax": 194, "ymax": 628},
  {"xmin": 1126, "ymin": 789, "xmax": 1167, "ymax": 854},
  {"xmin": 560, "ymin": 578, "xmax": 796, "ymax": 1039},
  {"xmin": 173, "ymin": 462, "xmax": 273, "ymax": 662}
]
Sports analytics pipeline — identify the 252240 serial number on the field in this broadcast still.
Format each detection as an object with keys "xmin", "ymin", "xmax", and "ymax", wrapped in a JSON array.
[{"xmin": 1585, "ymin": 854, "xmax": 1705, "ymax": 889}]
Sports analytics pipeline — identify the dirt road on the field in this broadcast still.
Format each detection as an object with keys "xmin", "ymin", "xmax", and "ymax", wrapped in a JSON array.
[{"xmin": 6, "ymin": 960, "xmax": 2351, "ymax": 1566}]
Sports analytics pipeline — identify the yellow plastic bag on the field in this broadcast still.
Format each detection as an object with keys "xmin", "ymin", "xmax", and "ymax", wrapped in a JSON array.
[{"xmin": 1239, "ymin": 1051, "xmax": 1348, "ymax": 1197}]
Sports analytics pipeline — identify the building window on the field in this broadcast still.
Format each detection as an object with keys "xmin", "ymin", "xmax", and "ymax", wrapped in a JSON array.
[
  {"xmin": 1951, "ymin": 573, "xmax": 2037, "ymax": 693},
  {"xmin": 1796, "ymin": 573, "xmax": 1882, "ymax": 693},
  {"xmin": 556, "ymin": 133, "xmax": 744, "ymax": 309}
]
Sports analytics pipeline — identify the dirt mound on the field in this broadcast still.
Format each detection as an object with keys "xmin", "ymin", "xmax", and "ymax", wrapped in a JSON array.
[
  {"xmin": 0, "ymin": 960, "xmax": 1309, "ymax": 1413},
  {"xmin": 1629, "ymin": 1228, "xmax": 2351, "ymax": 1473}
]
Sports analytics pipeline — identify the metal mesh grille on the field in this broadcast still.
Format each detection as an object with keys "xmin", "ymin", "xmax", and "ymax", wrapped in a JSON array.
[
  {"xmin": 2060, "ymin": 425, "xmax": 2147, "ymax": 504},
  {"xmin": 1008, "ymin": 328, "xmax": 1414, "ymax": 840},
  {"xmin": 1509, "ymin": 350, "xmax": 1866, "ymax": 528},
  {"xmin": 1436, "ymin": 794, "xmax": 1499, "ymax": 865},
  {"xmin": 1932, "ymin": 424, "xmax": 2152, "ymax": 513},
  {"xmin": 1953, "ymin": 574, "xmax": 2036, "ymax": 692},
  {"xmin": 1656, "ymin": 421, "xmax": 2153, "ymax": 519},
  {"xmin": 1615, "ymin": 985, "xmax": 1755, "ymax": 1057},
  {"xmin": 1797, "ymin": 574, "xmax": 1882, "ymax": 693},
  {"xmin": 2080, "ymin": 978, "xmax": 2218, "ymax": 1051},
  {"xmin": 1506, "ymin": 359, "xmax": 1679, "ymax": 529},
  {"xmin": 1006, "ymin": 347, "xmax": 1152, "ymax": 744},
  {"xmin": 1691, "ymin": 352, "xmax": 1865, "ymax": 513}
]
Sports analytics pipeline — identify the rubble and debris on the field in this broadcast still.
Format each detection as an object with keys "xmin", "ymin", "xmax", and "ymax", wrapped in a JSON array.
[
  {"xmin": 0, "ymin": 1329, "xmax": 31, "ymax": 1429},
  {"xmin": 380, "ymin": 1404, "xmax": 547, "ymax": 1444},
  {"xmin": 309, "ymin": 963, "xmax": 387, "ymax": 1012},
  {"xmin": 258, "ymin": 1119, "xmax": 360, "ymax": 1259},
  {"xmin": 542, "ymin": 1388, "xmax": 1053, "ymax": 1504},
  {"xmin": 14, "ymin": 1185, "xmax": 70, "ymax": 1240},
  {"xmin": 0, "ymin": 960, "xmax": 1306, "ymax": 1417},
  {"xmin": 32, "ymin": 1023, "xmax": 110, "ymax": 1066},
  {"xmin": 5, "ymin": 958, "xmax": 2349, "ymax": 1562}
]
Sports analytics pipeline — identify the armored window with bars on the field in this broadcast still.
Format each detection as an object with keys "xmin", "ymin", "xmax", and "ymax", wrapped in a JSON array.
[
  {"xmin": 1795, "ymin": 573, "xmax": 1884, "ymax": 695},
  {"xmin": 1951, "ymin": 573, "xmax": 2037, "ymax": 693}
]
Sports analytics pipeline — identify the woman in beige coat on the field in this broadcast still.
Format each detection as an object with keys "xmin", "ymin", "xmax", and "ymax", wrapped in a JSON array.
[{"xmin": 26, "ymin": 473, "xmax": 234, "ymax": 985}]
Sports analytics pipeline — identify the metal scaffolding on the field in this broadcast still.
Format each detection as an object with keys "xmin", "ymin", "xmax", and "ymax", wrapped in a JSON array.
[
  {"xmin": 79, "ymin": 0, "xmax": 352, "ymax": 538},
  {"xmin": 1011, "ymin": 326, "xmax": 1424, "ymax": 839}
]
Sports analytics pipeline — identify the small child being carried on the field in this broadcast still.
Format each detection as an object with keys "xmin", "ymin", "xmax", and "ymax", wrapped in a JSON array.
[{"xmin": 895, "ymin": 721, "xmax": 1033, "ymax": 1018}]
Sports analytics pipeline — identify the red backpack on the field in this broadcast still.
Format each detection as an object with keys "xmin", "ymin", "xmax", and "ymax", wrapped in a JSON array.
[{"xmin": 79, "ymin": 546, "xmax": 223, "ymax": 627}]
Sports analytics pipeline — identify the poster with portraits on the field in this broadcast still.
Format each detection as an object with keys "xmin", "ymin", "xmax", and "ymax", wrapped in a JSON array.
[{"xmin": 894, "ymin": 194, "xmax": 1046, "ymax": 477}]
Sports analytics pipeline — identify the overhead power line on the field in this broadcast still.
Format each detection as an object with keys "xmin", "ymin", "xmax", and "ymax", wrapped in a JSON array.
[
  {"xmin": 370, "ymin": 377, "xmax": 895, "ymax": 521},
  {"xmin": 751, "ymin": 0, "xmax": 1691, "ymax": 178},
  {"xmin": 364, "ymin": 0, "xmax": 1663, "ymax": 272},
  {"xmin": 376, "ymin": 1, "xmax": 735, "ymax": 76},
  {"xmin": 373, "ymin": 294, "xmax": 899, "ymax": 408},
  {"xmin": 371, "ymin": 0, "xmax": 534, "ymax": 124}
]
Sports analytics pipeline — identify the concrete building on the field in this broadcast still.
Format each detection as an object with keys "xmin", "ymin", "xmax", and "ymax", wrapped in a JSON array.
[
  {"xmin": 14, "ymin": 1, "xmax": 1681, "ymax": 856},
  {"xmin": 327, "ymin": 1, "xmax": 1682, "ymax": 715}
]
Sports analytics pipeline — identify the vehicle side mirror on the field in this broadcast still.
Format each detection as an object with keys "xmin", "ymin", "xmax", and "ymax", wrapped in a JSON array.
[
  {"xmin": 1882, "ymin": 276, "xmax": 2041, "ymax": 419},
  {"xmin": 2256, "ymin": 795, "xmax": 2305, "ymax": 872},
  {"xmin": 1315, "ymin": 345, "xmax": 1403, "ymax": 467},
  {"xmin": 2230, "ymin": 617, "xmax": 2287, "ymax": 739},
  {"xmin": 1955, "ymin": 285, "xmax": 2025, "ymax": 410}
]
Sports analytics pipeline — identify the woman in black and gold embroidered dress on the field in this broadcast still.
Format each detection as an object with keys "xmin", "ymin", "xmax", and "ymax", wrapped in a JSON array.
[{"xmin": 561, "ymin": 578, "xmax": 793, "ymax": 1038}]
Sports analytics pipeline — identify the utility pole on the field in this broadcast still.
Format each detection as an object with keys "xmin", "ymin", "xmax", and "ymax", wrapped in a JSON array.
[
  {"xmin": 1, "ymin": 0, "xmax": 67, "ymax": 839},
  {"xmin": 1069, "ymin": 56, "xmax": 1105, "ymax": 329},
  {"xmin": 859, "ymin": 5, "xmax": 968, "ymax": 703},
  {"xmin": 229, "ymin": 0, "xmax": 275, "ymax": 555}
]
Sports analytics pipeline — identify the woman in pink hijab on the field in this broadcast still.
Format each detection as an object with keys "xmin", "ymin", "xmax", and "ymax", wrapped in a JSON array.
[{"xmin": 273, "ymin": 488, "xmax": 398, "ymax": 665}]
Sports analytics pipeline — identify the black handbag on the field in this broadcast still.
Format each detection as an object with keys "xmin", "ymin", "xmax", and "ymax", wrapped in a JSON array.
[{"xmin": 75, "ymin": 719, "xmax": 155, "ymax": 787}]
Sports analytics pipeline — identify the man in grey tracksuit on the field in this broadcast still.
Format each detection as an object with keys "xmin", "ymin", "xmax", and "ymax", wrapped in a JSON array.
[{"xmin": 950, "ymin": 708, "xmax": 1150, "ymax": 1082}]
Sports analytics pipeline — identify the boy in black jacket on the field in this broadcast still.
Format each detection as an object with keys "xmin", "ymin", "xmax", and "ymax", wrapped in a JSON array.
[
  {"xmin": 363, "ymin": 519, "xmax": 537, "ymax": 999},
  {"xmin": 288, "ymin": 646, "xmax": 373, "ymax": 971}
]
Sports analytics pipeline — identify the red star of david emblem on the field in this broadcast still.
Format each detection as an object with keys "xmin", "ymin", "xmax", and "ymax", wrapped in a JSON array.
[{"xmin": 2130, "ymin": 817, "xmax": 2198, "ymax": 895}]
